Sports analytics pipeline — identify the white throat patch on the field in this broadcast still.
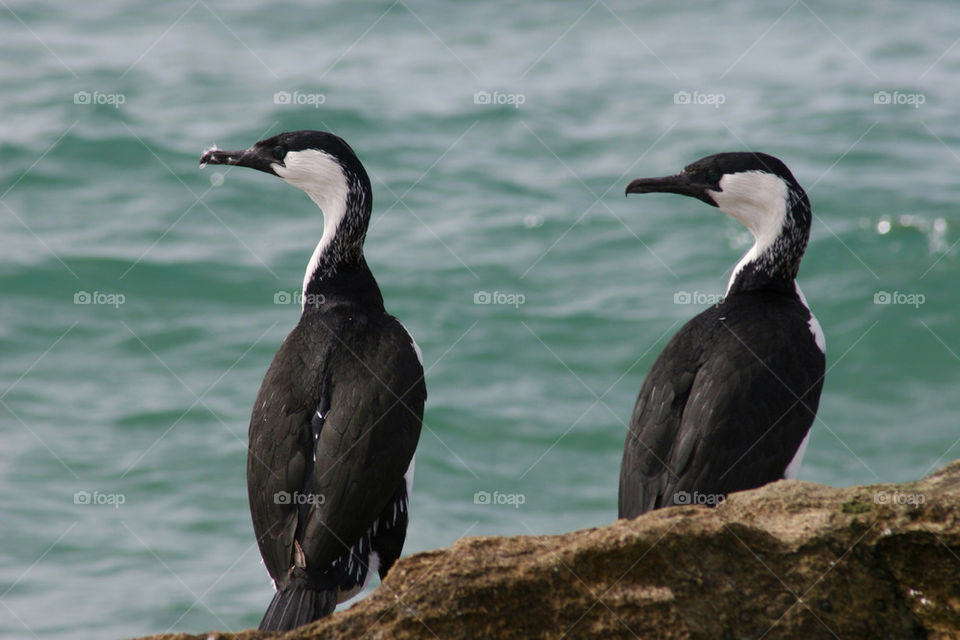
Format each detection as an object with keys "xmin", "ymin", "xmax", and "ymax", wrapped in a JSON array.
[
  {"xmin": 708, "ymin": 171, "xmax": 789, "ymax": 294},
  {"xmin": 272, "ymin": 149, "xmax": 350, "ymax": 307}
]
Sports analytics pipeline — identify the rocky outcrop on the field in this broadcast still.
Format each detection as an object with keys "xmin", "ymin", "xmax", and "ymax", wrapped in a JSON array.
[{"xmin": 136, "ymin": 460, "xmax": 960, "ymax": 639}]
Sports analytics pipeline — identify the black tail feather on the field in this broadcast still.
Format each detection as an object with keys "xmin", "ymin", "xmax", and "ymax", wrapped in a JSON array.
[{"xmin": 259, "ymin": 585, "xmax": 337, "ymax": 631}]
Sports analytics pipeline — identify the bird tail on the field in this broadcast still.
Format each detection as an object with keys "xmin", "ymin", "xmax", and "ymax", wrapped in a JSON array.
[{"xmin": 258, "ymin": 585, "xmax": 337, "ymax": 631}]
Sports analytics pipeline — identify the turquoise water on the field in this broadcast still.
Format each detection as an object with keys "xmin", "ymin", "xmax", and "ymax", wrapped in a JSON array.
[{"xmin": 2, "ymin": 2, "xmax": 959, "ymax": 637}]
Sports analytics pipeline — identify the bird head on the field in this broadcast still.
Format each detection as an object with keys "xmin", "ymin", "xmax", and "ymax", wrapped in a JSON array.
[
  {"xmin": 626, "ymin": 152, "xmax": 812, "ymax": 293},
  {"xmin": 201, "ymin": 130, "xmax": 375, "ymax": 292},
  {"xmin": 200, "ymin": 130, "xmax": 371, "ymax": 217},
  {"xmin": 626, "ymin": 151, "xmax": 809, "ymax": 242}
]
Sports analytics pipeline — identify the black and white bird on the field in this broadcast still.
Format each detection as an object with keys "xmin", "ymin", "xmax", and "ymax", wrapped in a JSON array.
[
  {"xmin": 200, "ymin": 131, "xmax": 426, "ymax": 630},
  {"xmin": 618, "ymin": 152, "xmax": 825, "ymax": 519}
]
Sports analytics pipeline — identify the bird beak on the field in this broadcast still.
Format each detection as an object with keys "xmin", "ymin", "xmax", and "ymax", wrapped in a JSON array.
[
  {"xmin": 625, "ymin": 173, "xmax": 717, "ymax": 206},
  {"xmin": 199, "ymin": 146, "xmax": 279, "ymax": 176}
]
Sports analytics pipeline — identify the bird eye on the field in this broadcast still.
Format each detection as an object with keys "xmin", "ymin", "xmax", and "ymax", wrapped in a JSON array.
[{"xmin": 272, "ymin": 145, "xmax": 287, "ymax": 160}]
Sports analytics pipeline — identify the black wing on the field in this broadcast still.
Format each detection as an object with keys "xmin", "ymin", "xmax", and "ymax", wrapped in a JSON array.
[
  {"xmin": 248, "ymin": 311, "xmax": 425, "ymax": 584},
  {"xmin": 298, "ymin": 315, "xmax": 424, "ymax": 568},
  {"xmin": 619, "ymin": 297, "xmax": 824, "ymax": 518}
]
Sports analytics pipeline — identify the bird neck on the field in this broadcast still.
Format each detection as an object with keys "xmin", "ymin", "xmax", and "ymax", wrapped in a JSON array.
[
  {"xmin": 726, "ymin": 190, "xmax": 811, "ymax": 296},
  {"xmin": 301, "ymin": 172, "xmax": 381, "ymax": 311},
  {"xmin": 303, "ymin": 258, "xmax": 384, "ymax": 311}
]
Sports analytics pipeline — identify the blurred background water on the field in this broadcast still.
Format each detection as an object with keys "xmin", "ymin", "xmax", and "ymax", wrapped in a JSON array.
[{"xmin": 2, "ymin": 1, "xmax": 959, "ymax": 637}]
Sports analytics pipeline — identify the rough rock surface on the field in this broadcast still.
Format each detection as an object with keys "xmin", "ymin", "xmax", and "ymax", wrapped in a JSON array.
[{"xmin": 136, "ymin": 460, "xmax": 960, "ymax": 639}]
